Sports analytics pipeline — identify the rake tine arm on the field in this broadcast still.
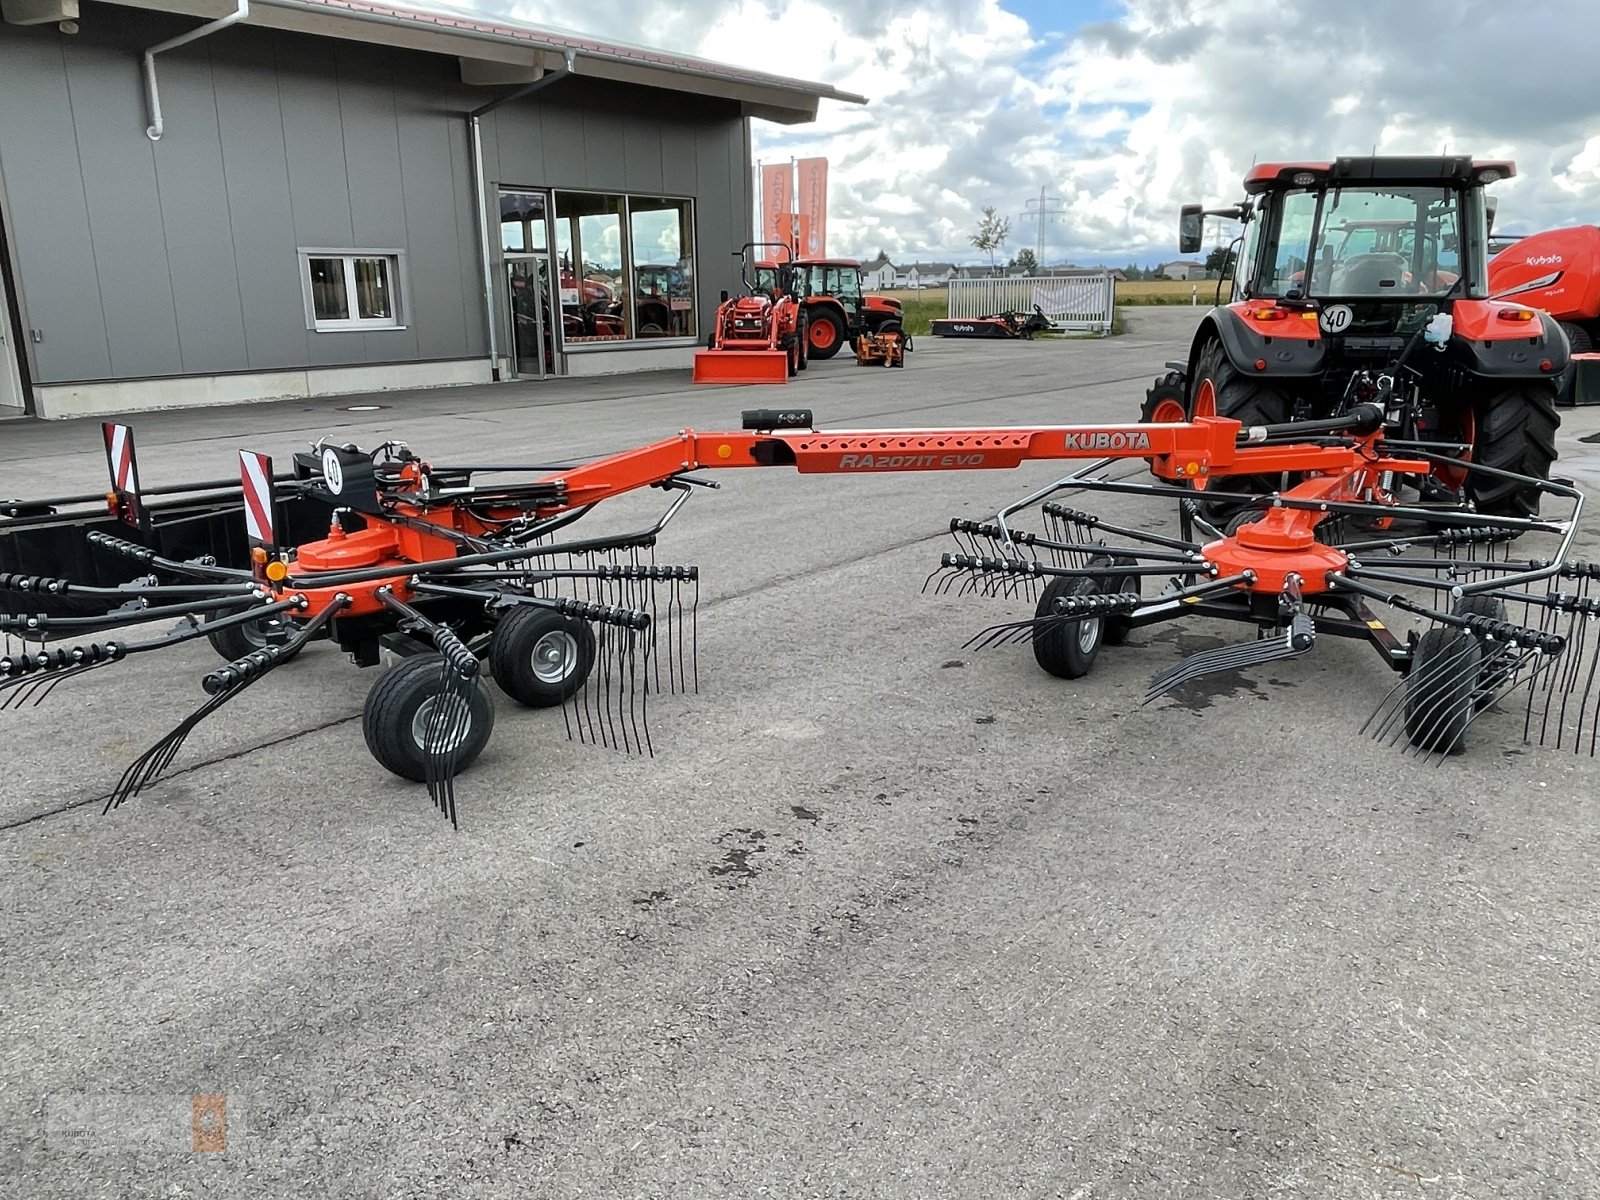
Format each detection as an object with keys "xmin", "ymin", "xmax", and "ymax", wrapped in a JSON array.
[
  {"xmin": 85, "ymin": 532, "xmax": 254, "ymax": 581},
  {"xmin": 1039, "ymin": 503, "xmax": 1201, "ymax": 553}
]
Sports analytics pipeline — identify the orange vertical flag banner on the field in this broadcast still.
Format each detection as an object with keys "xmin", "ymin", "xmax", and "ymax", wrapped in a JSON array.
[
  {"xmin": 796, "ymin": 158, "xmax": 828, "ymax": 258},
  {"xmin": 761, "ymin": 164, "xmax": 794, "ymax": 258}
]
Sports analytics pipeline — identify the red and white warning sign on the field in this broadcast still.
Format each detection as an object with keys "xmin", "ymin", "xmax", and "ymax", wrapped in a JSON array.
[
  {"xmin": 239, "ymin": 450, "xmax": 276, "ymax": 547},
  {"xmin": 101, "ymin": 422, "xmax": 145, "ymax": 527}
]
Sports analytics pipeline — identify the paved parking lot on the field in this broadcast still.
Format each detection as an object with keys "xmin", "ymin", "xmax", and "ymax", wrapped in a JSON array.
[{"xmin": 4, "ymin": 306, "xmax": 1600, "ymax": 1198}]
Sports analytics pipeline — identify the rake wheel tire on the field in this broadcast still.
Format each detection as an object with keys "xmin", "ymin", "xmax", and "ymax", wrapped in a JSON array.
[
  {"xmin": 1453, "ymin": 595, "xmax": 1512, "ymax": 710},
  {"xmin": 1403, "ymin": 628, "xmax": 1482, "ymax": 753},
  {"xmin": 1032, "ymin": 576, "xmax": 1104, "ymax": 680},
  {"xmin": 1465, "ymin": 382, "xmax": 1559, "ymax": 519},
  {"xmin": 204, "ymin": 607, "xmax": 302, "ymax": 665},
  {"xmin": 364, "ymin": 653, "xmax": 495, "ymax": 783},
  {"xmin": 1088, "ymin": 553, "xmax": 1138, "ymax": 645},
  {"xmin": 488, "ymin": 606, "xmax": 596, "ymax": 708}
]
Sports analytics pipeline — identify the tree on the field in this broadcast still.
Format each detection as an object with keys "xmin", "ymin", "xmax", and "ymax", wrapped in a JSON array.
[
  {"xmin": 970, "ymin": 206, "xmax": 1011, "ymax": 269},
  {"xmin": 1205, "ymin": 244, "xmax": 1236, "ymax": 277},
  {"xmin": 1012, "ymin": 247, "xmax": 1040, "ymax": 275}
]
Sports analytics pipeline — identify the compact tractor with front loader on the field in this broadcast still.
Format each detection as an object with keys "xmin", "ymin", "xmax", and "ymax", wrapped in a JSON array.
[
  {"xmin": 1142, "ymin": 156, "xmax": 1566, "ymax": 521},
  {"xmin": 692, "ymin": 243, "xmax": 807, "ymax": 385}
]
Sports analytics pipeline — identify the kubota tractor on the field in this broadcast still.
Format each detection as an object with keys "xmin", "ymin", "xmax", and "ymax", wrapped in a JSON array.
[
  {"xmin": 693, "ymin": 244, "xmax": 807, "ymax": 385},
  {"xmin": 1142, "ymin": 156, "xmax": 1565, "ymax": 518},
  {"xmin": 755, "ymin": 259, "xmax": 902, "ymax": 360}
]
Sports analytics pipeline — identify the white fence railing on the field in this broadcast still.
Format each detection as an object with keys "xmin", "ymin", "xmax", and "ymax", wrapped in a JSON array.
[{"xmin": 946, "ymin": 273, "xmax": 1117, "ymax": 334}]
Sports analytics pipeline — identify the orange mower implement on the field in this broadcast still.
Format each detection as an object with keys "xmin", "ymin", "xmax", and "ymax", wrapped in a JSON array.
[{"xmin": 693, "ymin": 242, "xmax": 805, "ymax": 385}]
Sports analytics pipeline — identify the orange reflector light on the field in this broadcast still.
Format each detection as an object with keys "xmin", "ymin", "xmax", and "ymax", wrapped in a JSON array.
[
  {"xmin": 250, "ymin": 546, "xmax": 268, "ymax": 565},
  {"xmin": 105, "ymin": 491, "xmax": 119, "ymax": 514},
  {"xmin": 1496, "ymin": 307, "xmax": 1536, "ymax": 322},
  {"xmin": 717, "ymin": 443, "xmax": 732, "ymax": 459},
  {"xmin": 264, "ymin": 559, "xmax": 289, "ymax": 582}
]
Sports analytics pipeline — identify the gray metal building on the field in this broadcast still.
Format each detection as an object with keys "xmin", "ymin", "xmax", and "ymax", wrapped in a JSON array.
[{"xmin": 0, "ymin": 0, "xmax": 857, "ymax": 418}]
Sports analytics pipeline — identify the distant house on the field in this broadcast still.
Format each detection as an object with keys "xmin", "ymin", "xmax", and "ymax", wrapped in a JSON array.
[
  {"xmin": 861, "ymin": 254, "xmax": 897, "ymax": 290},
  {"xmin": 1160, "ymin": 260, "xmax": 1207, "ymax": 281},
  {"xmin": 896, "ymin": 261, "xmax": 958, "ymax": 288}
]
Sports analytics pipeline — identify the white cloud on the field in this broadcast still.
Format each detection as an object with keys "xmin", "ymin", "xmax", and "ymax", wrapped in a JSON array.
[{"xmin": 493, "ymin": 0, "xmax": 1600, "ymax": 264}]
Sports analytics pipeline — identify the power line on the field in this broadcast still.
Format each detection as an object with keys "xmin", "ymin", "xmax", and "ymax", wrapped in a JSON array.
[{"xmin": 1021, "ymin": 186, "xmax": 1066, "ymax": 264}]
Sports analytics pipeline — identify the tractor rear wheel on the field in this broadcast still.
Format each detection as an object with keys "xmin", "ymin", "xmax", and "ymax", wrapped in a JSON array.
[
  {"xmin": 488, "ymin": 606, "xmax": 595, "ymax": 707},
  {"xmin": 807, "ymin": 311, "xmax": 846, "ymax": 360},
  {"xmin": 1188, "ymin": 338, "xmax": 1297, "ymax": 512},
  {"xmin": 1403, "ymin": 628, "xmax": 1481, "ymax": 753},
  {"xmin": 795, "ymin": 313, "xmax": 809, "ymax": 371},
  {"xmin": 363, "ymin": 653, "xmax": 495, "ymax": 783},
  {"xmin": 1560, "ymin": 321, "xmax": 1592, "ymax": 355},
  {"xmin": 1032, "ymin": 576, "xmax": 1104, "ymax": 679},
  {"xmin": 1465, "ymin": 382, "xmax": 1559, "ymax": 519}
]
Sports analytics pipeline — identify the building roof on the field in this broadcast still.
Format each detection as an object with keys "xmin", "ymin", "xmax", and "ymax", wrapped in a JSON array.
[{"xmin": 102, "ymin": 0, "xmax": 866, "ymax": 123}]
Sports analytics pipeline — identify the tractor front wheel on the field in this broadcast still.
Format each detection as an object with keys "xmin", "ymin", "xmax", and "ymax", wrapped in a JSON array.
[
  {"xmin": 1140, "ymin": 369, "xmax": 1187, "ymax": 425},
  {"xmin": 1464, "ymin": 382, "xmax": 1559, "ymax": 519},
  {"xmin": 363, "ymin": 653, "xmax": 495, "ymax": 783},
  {"xmin": 488, "ymin": 606, "xmax": 596, "ymax": 707},
  {"xmin": 1032, "ymin": 576, "xmax": 1105, "ymax": 679},
  {"xmin": 1189, "ymin": 338, "xmax": 1296, "ymax": 512},
  {"xmin": 807, "ymin": 311, "xmax": 846, "ymax": 360}
]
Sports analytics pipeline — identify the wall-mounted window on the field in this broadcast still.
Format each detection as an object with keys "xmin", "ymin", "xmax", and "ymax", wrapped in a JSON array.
[
  {"xmin": 552, "ymin": 192, "xmax": 696, "ymax": 345},
  {"xmin": 299, "ymin": 250, "xmax": 406, "ymax": 332}
]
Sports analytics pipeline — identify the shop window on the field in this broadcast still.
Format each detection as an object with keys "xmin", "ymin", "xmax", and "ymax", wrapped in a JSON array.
[
  {"xmin": 299, "ymin": 251, "xmax": 404, "ymax": 332},
  {"xmin": 553, "ymin": 192, "xmax": 696, "ymax": 345}
]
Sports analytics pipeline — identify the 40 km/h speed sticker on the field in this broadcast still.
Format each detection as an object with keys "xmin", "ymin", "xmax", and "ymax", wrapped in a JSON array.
[
  {"xmin": 1319, "ymin": 304, "xmax": 1354, "ymax": 334},
  {"xmin": 321, "ymin": 446, "xmax": 345, "ymax": 495}
]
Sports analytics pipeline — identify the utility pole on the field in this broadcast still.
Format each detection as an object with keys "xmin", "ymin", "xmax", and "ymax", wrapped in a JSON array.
[{"xmin": 1022, "ymin": 186, "xmax": 1066, "ymax": 266}]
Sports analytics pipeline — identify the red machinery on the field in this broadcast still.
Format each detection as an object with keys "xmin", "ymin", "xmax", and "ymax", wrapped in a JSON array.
[
  {"xmin": 3, "ymin": 398, "xmax": 1597, "ymax": 831},
  {"xmin": 1487, "ymin": 224, "xmax": 1600, "ymax": 353},
  {"xmin": 1143, "ymin": 156, "xmax": 1564, "ymax": 521},
  {"xmin": 692, "ymin": 243, "xmax": 805, "ymax": 385}
]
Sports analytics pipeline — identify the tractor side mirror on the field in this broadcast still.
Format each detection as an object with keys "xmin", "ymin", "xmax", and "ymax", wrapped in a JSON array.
[
  {"xmin": 1485, "ymin": 196, "xmax": 1498, "ymax": 236},
  {"xmin": 1177, "ymin": 206, "xmax": 1203, "ymax": 256},
  {"xmin": 1178, "ymin": 205, "xmax": 1204, "ymax": 254}
]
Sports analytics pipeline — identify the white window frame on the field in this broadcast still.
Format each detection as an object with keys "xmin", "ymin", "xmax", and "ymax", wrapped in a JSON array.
[{"xmin": 298, "ymin": 248, "xmax": 408, "ymax": 333}]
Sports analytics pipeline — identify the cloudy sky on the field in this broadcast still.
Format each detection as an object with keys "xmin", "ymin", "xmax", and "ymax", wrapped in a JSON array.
[{"xmin": 488, "ymin": 0, "xmax": 1600, "ymax": 268}]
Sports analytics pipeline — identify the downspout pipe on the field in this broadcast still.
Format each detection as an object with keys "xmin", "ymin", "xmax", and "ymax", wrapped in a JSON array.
[
  {"xmin": 143, "ymin": 0, "xmax": 250, "ymax": 141},
  {"xmin": 466, "ymin": 49, "xmax": 575, "ymax": 382}
]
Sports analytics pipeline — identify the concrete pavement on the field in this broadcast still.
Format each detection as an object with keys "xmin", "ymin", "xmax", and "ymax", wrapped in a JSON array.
[{"xmin": 4, "ymin": 306, "xmax": 1599, "ymax": 1198}]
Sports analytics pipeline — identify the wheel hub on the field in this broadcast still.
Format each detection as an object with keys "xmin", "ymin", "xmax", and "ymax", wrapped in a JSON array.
[
  {"xmin": 411, "ymin": 695, "xmax": 473, "ymax": 753},
  {"xmin": 531, "ymin": 630, "xmax": 578, "ymax": 684}
]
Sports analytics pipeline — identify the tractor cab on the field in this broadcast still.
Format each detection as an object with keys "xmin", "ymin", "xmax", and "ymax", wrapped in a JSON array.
[{"xmin": 1180, "ymin": 158, "xmax": 1509, "ymax": 338}]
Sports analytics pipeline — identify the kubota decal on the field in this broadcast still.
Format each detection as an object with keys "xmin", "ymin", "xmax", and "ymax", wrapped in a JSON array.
[{"xmin": 1062, "ymin": 431, "xmax": 1151, "ymax": 452}]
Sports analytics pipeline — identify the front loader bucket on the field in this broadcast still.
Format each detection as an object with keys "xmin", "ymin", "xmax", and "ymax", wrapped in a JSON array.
[{"xmin": 692, "ymin": 349, "xmax": 789, "ymax": 385}]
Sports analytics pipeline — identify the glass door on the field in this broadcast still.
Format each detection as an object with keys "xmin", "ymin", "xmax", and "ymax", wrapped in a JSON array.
[
  {"xmin": 0, "ymin": 263, "xmax": 24, "ymax": 414},
  {"xmin": 499, "ymin": 189, "xmax": 559, "ymax": 379}
]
